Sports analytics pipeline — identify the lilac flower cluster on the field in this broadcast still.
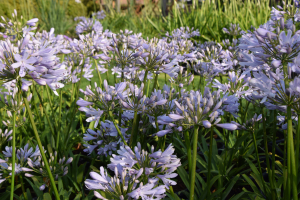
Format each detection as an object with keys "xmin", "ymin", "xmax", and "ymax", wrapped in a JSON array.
[
  {"xmin": 83, "ymin": 121, "xmax": 129, "ymax": 156},
  {"xmin": 85, "ymin": 143, "xmax": 180, "ymax": 199},
  {"xmin": 0, "ymin": 144, "xmax": 41, "ymax": 183},
  {"xmin": 0, "ymin": 11, "xmax": 67, "ymax": 95},
  {"xmin": 74, "ymin": 11, "xmax": 106, "ymax": 35},
  {"xmin": 0, "ymin": 143, "xmax": 72, "ymax": 190},
  {"xmin": 155, "ymin": 87, "xmax": 239, "ymax": 136},
  {"xmin": 236, "ymin": 1, "xmax": 300, "ymax": 116},
  {"xmin": 27, "ymin": 151, "xmax": 73, "ymax": 190}
]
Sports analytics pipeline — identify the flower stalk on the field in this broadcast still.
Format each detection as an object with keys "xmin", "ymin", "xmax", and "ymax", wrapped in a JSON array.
[
  {"xmin": 189, "ymin": 125, "xmax": 199, "ymax": 200},
  {"xmin": 108, "ymin": 110, "xmax": 127, "ymax": 145},
  {"xmin": 22, "ymin": 92, "xmax": 60, "ymax": 200},
  {"xmin": 10, "ymin": 110, "xmax": 16, "ymax": 200}
]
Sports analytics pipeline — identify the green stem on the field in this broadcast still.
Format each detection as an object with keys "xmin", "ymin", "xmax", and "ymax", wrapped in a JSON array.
[
  {"xmin": 184, "ymin": 130, "xmax": 192, "ymax": 178},
  {"xmin": 94, "ymin": 59, "xmax": 103, "ymax": 88},
  {"xmin": 283, "ymin": 128, "xmax": 288, "ymax": 199},
  {"xmin": 189, "ymin": 125, "xmax": 199, "ymax": 200},
  {"xmin": 20, "ymin": 175, "xmax": 27, "ymax": 200},
  {"xmin": 283, "ymin": 62, "xmax": 298, "ymax": 200},
  {"xmin": 164, "ymin": 73, "xmax": 167, "ymax": 85},
  {"xmin": 129, "ymin": 111, "xmax": 139, "ymax": 148},
  {"xmin": 65, "ymin": 61, "xmax": 86, "ymax": 145},
  {"xmin": 108, "ymin": 110, "xmax": 127, "ymax": 145},
  {"xmin": 296, "ymin": 113, "xmax": 300, "ymax": 183},
  {"xmin": 143, "ymin": 70, "xmax": 149, "ymax": 95},
  {"xmin": 57, "ymin": 89, "xmax": 63, "ymax": 151},
  {"xmin": 152, "ymin": 73, "xmax": 159, "ymax": 93},
  {"xmin": 206, "ymin": 127, "xmax": 214, "ymax": 195},
  {"xmin": 30, "ymin": 86, "xmax": 42, "ymax": 130},
  {"xmin": 22, "ymin": 94, "xmax": 60, "ymax": 200},
  {"xmin": 262, "ymin": 107, "xmax": 274, "ymax": 197},
  {"xmin": 34, "ymin": 85, "xmax": 56, "ymax": 138},
  {"xmin": 287, "ymin": 105, "xmax": 298, "ymax": 200},
  {"xmin": 10, "ymin": 111, "xmax": 16, "ymax": 200},
  {"xmin": 161, "ymin": 135, "xmax": 166, "ymax": 151},
  {"xmin": 45, "ymin": 86, "xmax": 58, "ymax": 132},
  {"xmin": 105, "ymin": 64, "xmax": 110, "ymax": 85},
  {"xmin": 271, "ymin": 110, "xmax": 277, "ymax": 200},
  {"xmin": 252, "ymin": 126, "xmax": 268, "ymax": 197}
]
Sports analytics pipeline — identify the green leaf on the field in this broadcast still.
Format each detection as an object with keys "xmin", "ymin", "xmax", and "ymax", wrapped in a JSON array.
[
  {"xmin": 26, "ymin": 188, "xmax": 33, "ymax": 200},
  {"xmin": 58, "ymin": 177, "xmax": 64, "ymax": 194},
  {"xmin": 146, "ymin": 15, "xmax": 162, "ymax": 34},
  {"xmin": 177, "ymin": 166, "xmax": 190, "ymax": 189},
  {"xmin": 229, "ymin": 192, "xmax": 246, "ymax": 200},
  {"xmin": 222, "ymin": 174, "xmax": 240, "ymax": 200},
  {"xmin": 25, "ymin": 177, "xmax": 43, "ymax": 197},
  {"xmin": 43, "ymin": 193, "xmax": 52, "ymax": 200}
]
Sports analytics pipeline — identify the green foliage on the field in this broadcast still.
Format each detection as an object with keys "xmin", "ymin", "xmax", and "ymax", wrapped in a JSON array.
[
  {"xmin": 35, "ymin": 0, "xmax": 73, "ymax": 34},
  {"xmin": 0, "ymin": 0, "xmax": 38, "ymax": 20},
  {"xmin": 82, "ymin": 0, "xmax": 100, "ymax": 16},
  {"xmin": 0, "ymin": 1, "xmax": 14, "ymax": 19},
  {"xmin": 67, "ymin": 0, "xmax": 87, "ymax": 19}
]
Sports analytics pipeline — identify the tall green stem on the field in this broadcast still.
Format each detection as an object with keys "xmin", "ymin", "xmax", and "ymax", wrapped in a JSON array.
[
  {"xmin": 105, "ymin": 64, "xmax": 110, "ymax": 85},
  {"xmin": 34, "ymin": 85, "xmax": 56, "ymax": 138},
  {"xmin": 262, "ymin": 107, "xmax": 274, "ymax": 197},
  {"xmin": 10, "ymin": 111, "xmax": 16, "ymax": 200},
  {"xmin": 45, "ymin": 86, "xmax": 58, "ymax": 132},
  {"xmin": 283, "ymin": 62, "xmax": 298, "ymax": 200},
  {"xmin": 152, "ymin": 73, "xmax": 159, "ymax": 93},
  {"xmin": 143, "ymin": 70, "xmax": 149, "ymax": 95},
  {"xmin": 65, "ymin": 61, "xmax": 86, "ymax": 145},
  {"xmin": 271, "ymin": 110, "xmax": 277, "ymax": 200},
  {"xmin": 20, "ymin": 175, "xmax": 27, "ymax": 200},
  {"xmin": 252, "ymin": 126, "xmax": 268, "ymax": 197},
  {"xmin": 184, "ymin": 130, "xmax": 192, "ymax": 178},
  {"xmin": 108, "ymin": 110, "xmax": 127, "ymax": 145},
  {"xmin": 287, "ymin": 105, "xmax": 298, "ymax": 200},
  {"xmin": 30, "ymin": 86, "xmax": 42, "ymax": 130},
  {"xmin": 57, "ymin": 89, "xmax": 63, "ymax": 150},
  {"xmin": 94, "ymin": 59, "xmax": 103, "ymax": 89},
  {"xmin": 189, "ymin": 125, "xmax": 199, "ymax": 200},
  {"xmin": 129, "ymin": 110, "xmax": 139, "ymax": 147},
  {"xmin": 22, "ymin": 94, "xmax": 60, "ymax": 199},
  {"xmin": 206, "ymin": 127, "xmax": 214, "ymax": 196},
  {"xmin": 296, "ymin": 113, "xmax": 300, "ymax": 181},
  {"xmin": 164, "ymin": 73, "xmax": 167, "ymax": 85}
]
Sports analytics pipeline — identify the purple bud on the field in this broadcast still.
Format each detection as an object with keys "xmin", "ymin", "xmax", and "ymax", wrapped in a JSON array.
[
  {"xmin": 34, "ymin": 79, "xmax": 47, "ymax": 86},
  {"xmin": 94, "ymin": 191, "xmax": 106, "ymax": 199},
  {"xmin": 98, "ymin": 54, "xmax": 112, "ymax": 61},
  {"xmin": 77, "ymin": 99, "xmax": 93, "ymax": 107},
  {"xmin": 39, "ymin": 184, "xmax": 46, "ymax": 191},
  {"xmin": 141, "ymin": 52, "xmax": 150, "ymax": 58},
  {"xmin": 216, "ymin": 123, "xmax": 238, "ymax": 131},
  {"xmin": 271, "ymin": 60, "xmax": 281, "ymax": 68},
  {"xmin": 25, "ymin": 173, "xmax": 34, "ymax": 177},
  {"xmin": 61, "ymin": 49, "xmax": 71, "ymax": 54},
  {"xmin": 26, "ymin": 18, "xmax": 38, "ymax": 26},
  {"xmin": 169, "ymin": 114, "xmax": 184, "ymax": 121},
  {"xmin": 280, "ymin": 18, "xmax": 285, "ymax": 30},
  {"xmin": 156, "ymin": 129, "xmax": 172, "ymax": 137},
  {"xmin": 65, "ymin": 157, "xmax": 73, "ymax": 165},
  {"xmin": 202, "ymin": 120, "xmax": 211, "ymax": 128},
  {"xmin": 177, "ymin": 126, "xmax": 183, "ymax": 131}
]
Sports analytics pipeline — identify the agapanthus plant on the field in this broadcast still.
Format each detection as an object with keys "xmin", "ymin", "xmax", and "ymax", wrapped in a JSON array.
[
  {"xmin": 26, "ymin": 151, "xmax": 73, "ymax": 191},
  {"xmin": 85, "ymin": 142, "xmax": 180, "ymax": 199},
  {"xmin": 83, "ymin": 120, "xmax": 129, "ymax": 156}
]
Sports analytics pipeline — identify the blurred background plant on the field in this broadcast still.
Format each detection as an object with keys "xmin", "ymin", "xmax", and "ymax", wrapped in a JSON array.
[{"xmin": 0, "ymin": 0, "xmax": 282, "ymax": 41}]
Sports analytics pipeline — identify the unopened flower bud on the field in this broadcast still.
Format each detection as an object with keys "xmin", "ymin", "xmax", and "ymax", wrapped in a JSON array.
[
  {"xmin": 39, "ymin": 184, "xmax": 46, "ymax": 191},
  {"xmin": 280, "ymin": 18, "xmax": 285, "ymax": 30}
]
